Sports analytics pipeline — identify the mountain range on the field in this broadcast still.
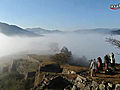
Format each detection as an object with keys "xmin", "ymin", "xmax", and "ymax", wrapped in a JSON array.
[
  {"xmin": 74, "ymin": 28, "xmax": 119, "ymax": 34},
  {"xmin": 26, "ymin": 28, "xmax": 63, "ymax": 34},
  {"xmin": 0, "ymin": 22, "xmax": 40, "ymax": 37},
  {"xmin": 0, "ymin": 22, "xmax": 120, "ymax": 37},
  {"xmin": 111, "ymin": 29, "xmax": 120, "ymax": 35}
]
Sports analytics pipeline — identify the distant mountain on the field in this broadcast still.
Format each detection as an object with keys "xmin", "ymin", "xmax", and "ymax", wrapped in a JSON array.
[
  {"xmin": 74, "ymin": 28, "xmax": 119, "ymax": 34},
  {"xmin": 26, "ymin": 28, "xmax": 63, "ymax": 34},
  {"xmin": 0, "ymin": 22, "xmax": 40, "ymax": 37},
  {"xmin": 111, "ymin": 29, "xmax": 120, "ymax": 35}
]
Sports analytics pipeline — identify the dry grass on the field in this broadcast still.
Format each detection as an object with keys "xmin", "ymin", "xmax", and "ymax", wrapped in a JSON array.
[
  {"xmin": 61, "ymin": 64, "xmax": 88, "ymax": 72},
  {"xmin": 62, "ymin": 74, "xmax": 77, "ymax": 80},
  {"xmin": 39, "ymin": 61, "xmax": 56, "ymax": 66},
  {"xmin": 34, "ymin": 72, "xmax": 45, "ymax": 86}
]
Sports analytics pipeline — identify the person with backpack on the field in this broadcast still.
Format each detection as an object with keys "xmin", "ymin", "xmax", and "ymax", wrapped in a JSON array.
[
  {"xmin": 89, "ymin": 59, "xmax": 97, "ymax": 77},
  {"xmin": 97, "ymin": 57, "xmax": 103, "ymax": 71},
  {"xmin": 104, "ymin": 55, "xmax": 110, "ymax": 72}
]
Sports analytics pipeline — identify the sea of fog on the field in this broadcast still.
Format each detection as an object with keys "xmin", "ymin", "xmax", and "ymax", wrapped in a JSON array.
[{"xmin": 0, "ymin": 32, "xmax": 120, "ymax": 63}]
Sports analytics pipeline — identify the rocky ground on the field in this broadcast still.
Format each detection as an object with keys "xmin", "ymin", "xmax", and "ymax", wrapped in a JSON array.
[{"xmin": 0, "ymin": 54, "xmax": 120, "ymax": 90}]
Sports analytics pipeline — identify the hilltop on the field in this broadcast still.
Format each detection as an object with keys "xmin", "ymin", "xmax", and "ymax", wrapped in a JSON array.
[
  {"xmin": 26, "ymin": 27, "xmax": 63, "ymax": 34},
  {"xmin": 0, "ymin": 22, "xmax": 40, "ymax": 37},
  {"xmin": 0, "ymin": 47, "xmax": 120, "ymax": 90}
]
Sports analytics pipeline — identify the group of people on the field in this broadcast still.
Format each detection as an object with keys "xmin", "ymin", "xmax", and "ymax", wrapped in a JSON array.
[{"xmin": 89, "ymin": 53, "xmax": 115, "ymax": 77}]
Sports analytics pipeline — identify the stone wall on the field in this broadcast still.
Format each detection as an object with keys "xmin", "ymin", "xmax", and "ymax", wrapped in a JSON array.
[{"xmin": 39, "ymin": 64, "xmax": 63, "ymax": 73}]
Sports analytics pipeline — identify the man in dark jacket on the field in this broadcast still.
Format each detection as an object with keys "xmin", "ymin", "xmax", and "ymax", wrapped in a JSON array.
[{"xmin": 104, "ymin": 55, "xmax": 110, "ymax": 71}]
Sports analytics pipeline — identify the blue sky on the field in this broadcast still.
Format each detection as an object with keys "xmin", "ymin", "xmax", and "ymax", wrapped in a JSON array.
[{"xmin": 0, "ymin": 0, "xmax": 120, "ymax": 31}]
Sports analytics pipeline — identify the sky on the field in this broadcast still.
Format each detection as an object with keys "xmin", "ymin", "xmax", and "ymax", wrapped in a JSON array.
[{"xmin": 0, "ymin": 0, "xmax": 120, "ymax": 31}]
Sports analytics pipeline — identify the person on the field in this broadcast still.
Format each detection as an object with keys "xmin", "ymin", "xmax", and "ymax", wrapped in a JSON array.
[
  {"xmin": 89, "ymin": 59, "xmax": 96, "ymax": 77},
  {"xmin": 110, "ymin": 52, "xmax": 115, "ymax": 67},
  {"xmin": 97, "ymin": 57, "xmax": 103, "ymax": 71},
  {"xmin": 104, "ymin": 55, "xmax": 110, "ymax": 71}
]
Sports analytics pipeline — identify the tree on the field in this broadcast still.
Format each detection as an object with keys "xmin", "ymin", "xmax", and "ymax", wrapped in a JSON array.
[
  {"xmin": 51, "ymin": 46, "xmax": 72, "ymax": 65},
  {"xmin": 61, "ymin": 46, "xmax": 72, "ymax": 57}
]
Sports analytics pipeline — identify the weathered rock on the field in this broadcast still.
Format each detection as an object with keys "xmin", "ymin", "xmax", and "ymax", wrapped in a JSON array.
[
  {"xmin": 72, "ymin": 75, "xmax": 96, "ymax": 90},
  {"xmin": 76, "ymin": 75, "xmax": 87, "ymax": 82},
  {"xmin": 107, "ymin": 83, "xmax": 113, "ymax": 90},
  {"xmin": 108, "ymin": 83, "xmax": 112, "ymax": 88},
  {"xmin": 76, "ymin": 81, "xmax": 84, "ymax": 89},
  {"xmin": 64, "ymin": 85, "xmax": 72, "ymax": 90},
  {"xmin": 84, "ymin": 85, "xmax": 91, "ymax": 90},
  {"xmin": 62, "ymin": 69, "xmax": 76, "ymax": 74},
  {"xmin": 71, "ymin": 85, "xmax": 77, "ymax": 90},
  {"xmin": 91, "ymin": 81, "xmax": 99, "ymax": 90},
  {"xmin": 115, "ymin": 84, "xmax": 120, "ymax": 90},
  {"xmin": 9, "ymin": 59, "xmax": 39, "ymax": 75},
  {"xmin": 99, "ymin": 82, "xmax": 106, "ymax": 90}
]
